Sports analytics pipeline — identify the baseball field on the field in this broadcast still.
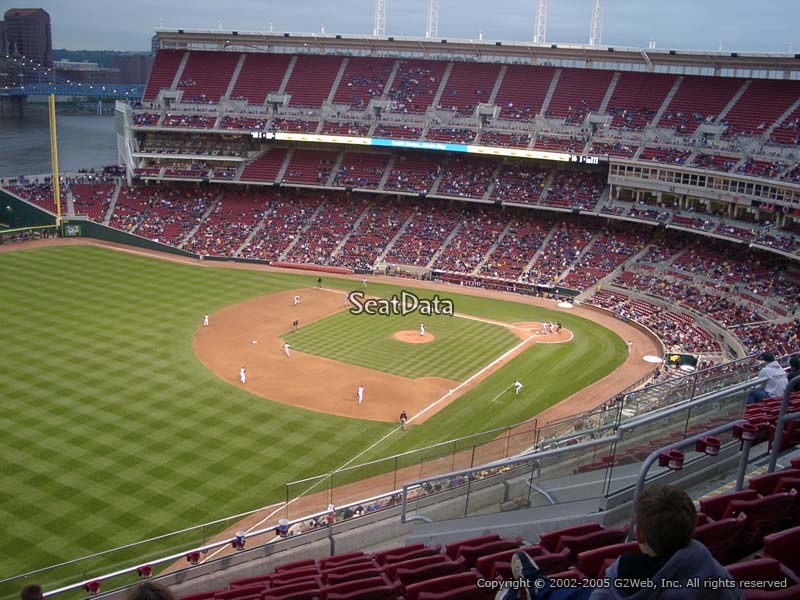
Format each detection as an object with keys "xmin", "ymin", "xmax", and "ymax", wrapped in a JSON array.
[{"xmin": 0, "ymin": 242, "xmax": 639, "ymax": 586}]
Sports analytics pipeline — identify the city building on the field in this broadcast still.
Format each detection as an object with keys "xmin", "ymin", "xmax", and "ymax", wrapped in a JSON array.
[{"xmin": 3, "ymin": 8, "xmax": 53, "ymax": 67}]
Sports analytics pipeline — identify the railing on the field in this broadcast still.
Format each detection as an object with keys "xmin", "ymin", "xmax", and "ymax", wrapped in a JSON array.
[
  {"xmin": 4, "ymin": 350, "xmax": 792, "ymax": 599},
  {"xmin": 400, "ymin": 377, "xmax": 763, "ymax": 525}
]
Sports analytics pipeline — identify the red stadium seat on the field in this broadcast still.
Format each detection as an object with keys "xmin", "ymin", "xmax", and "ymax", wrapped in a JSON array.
[
  {"xmin": 455, "ymin": 537, "xmax": 523, "ymax": 567},
  {"xmin": 576, "ymin": 542, "xmax": 641, "ymax": 578},
  {"xmin": 762, "ymin": 525, "xmax": 800, "ymax": 575},
  {"xmin": 444, "ymin": 534, "xmax": 502, "ymax": 559},
  {"xmin": 692, "ymin": 518, "xmax": 745, "ymax": 565},
  {"xmin": 373, "ymin": 544, "xmax": 427, "ymax": 565},
  {"xmin": 404, "ymin": 573, "xmax": 480, "ymax": 600},
  {"xmin": 382, "ymin": 554, "xmax": 451, "ymax": 580},
  {"xmin": 215, "ymin": 584, "xmax": 266, "ymax": 600},
  {"xmin": 748, "ymin": 469, "xmax": 800, "ymax": 495},
  {"xmin": 556, "ymin": 527, "xmax": 631, "ymax": 563},
  {"xmin": 539, "ymin": 523, "xmax": 604, "ymax": 552},
  {"xmin": 699, "ymin": 489, "xmax": 760, "ymax": 521},
  {"xmin": 474, "ymin": 545, "xmax": 547, "ymax": 578}
]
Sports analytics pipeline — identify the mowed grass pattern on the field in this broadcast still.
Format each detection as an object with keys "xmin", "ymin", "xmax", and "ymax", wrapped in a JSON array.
[
  {"xmin": 0, "ymin": 245, "xmax": 625, "ymax": 589},
  {"xmin": 0, "ymin": 246, "xmax": 392, "ymax": 583},
  {"xmin": 288, "ymin": 310, "xmax": 519, "ymax": 380}
]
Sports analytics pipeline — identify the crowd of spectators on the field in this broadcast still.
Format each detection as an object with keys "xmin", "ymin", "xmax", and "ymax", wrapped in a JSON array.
[
  {"xmin": 544, "ymin": 170, "xmax": 605, "ymax": 210},
  {"xmin": 241, "ymin": 194, "xmax": 324, "ymax": 261},
  {"xmin": 185, "ymin": 190, "xmax": 268, "ymax": 256},
  {"xmin": 162, "ymin": 114, "xmax": 216, "ymax": 129},
  {"xmin": 330, "ymin": 199, "xmax": 416, "ymax": 270},
  {"xmin": 285, "ymin": 196, "xmax": 370, "ymax": 264},
  {"xmin": 385, "ymin": 203, "xmax": 462, "ymax": 267},
  {"xmin": 434, "ymin": 206, "xmax": 506, "ymax": 273},
  {"xmin": 436, "ymin": 157, "xmax": 494, "ymax": 199},
  {"xmin": 526, "ymin": 221, "xmax": 597, "ymax": 285}
]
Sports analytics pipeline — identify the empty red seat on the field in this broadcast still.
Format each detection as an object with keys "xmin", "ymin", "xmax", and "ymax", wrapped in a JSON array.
[
  {"xmin": 263, "ymin": 591, "xmax": 319, "ymax": 600},
  {"xmin": 382, "ymin": 554, "xmax": 451, "ymax": 580},
  {"xmin": 325, "ymin": 568, "xmax": 383, "ymax": 586},
  {"xmin": 417, "ymin": 585, "xmax": 493, "ymax": 600},
  {"xmin": 474, "ymin": 545, "xmax": 547, "ymax": 578},
  {"xmin": 396, "ymin": 561, "xmax": 466, "ymax": 589},
  {"xmin": 539, "ymin": 523, "xmax": 603, "ymax": 552},
  {"xmin": 763, "ymin": 525, "xmax": 800, "ymax": 575},
  {"xmin": 445, "ymin": 535, "xmax": 502, "ymax": 559},
  {"xmin": 327, "ymin": 586, "xmax": 397, "ymax": 600},
  {"xmin": 321, "ymin": 558, "xmax": 378, "ymax": 582},
  {"xmin": 373, "ymin": 544, "xmax": 428, "ymax": 565},
  {"xmin": 693, "ymin": 518, "xmax": 745, "ymax": 565},
  {"xmin": 276, "ymin": 559, "xmax": 317, "ymax": 573},
  {"xmin": 405, "ymin": 573, "xmax": 480, "ymax": 600},
  {"xmin": 456, "ymin": 537, "xmax": 523, "ymax": 567},
  {"xmin": 215, "ymin": 584, "xmax": 266, "ymax": 600},
  {"xmin": 726, "ymin": 558, "xmax": 800, "ymax": 599},
  {"xmin": 320, "ymin": 552, "xmax": 366, "ymax": 569},
  {"xmin": 556, "ymin": 527, "xmax": 630, "ymax": 563},
  {"xmin": 577, "ymin": 541, "xmax": 641, "ymax": 578},
  {"xmin": 270, "ymin": 570, "xmax": 320, "ymax": 588},
  {"xmin": 264, "ymin": 581, "xmax": 320, "ymax": 600},
  {"xmin": 320, "ymin": 577, "xmax": 394, "ymax": 600},
  {"xmin": 699, "ymin": 489, "xmax": 759, "ymax": 521},
  {"xmin": 382, "ymin": 546, "xmax": 442, "ymax": 565},
  {"xmin": 723, "ymin": 492, "xmax": 797, "ymax": 544},
  {"xmin": 749, "ymin": 469, "xmax": 800, "ymax": 496}
]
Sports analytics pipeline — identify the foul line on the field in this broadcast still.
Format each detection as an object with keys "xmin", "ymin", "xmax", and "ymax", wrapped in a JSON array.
[{"xmin": 201, "ymin": 285, "xmax": 547, "ymax": 539}]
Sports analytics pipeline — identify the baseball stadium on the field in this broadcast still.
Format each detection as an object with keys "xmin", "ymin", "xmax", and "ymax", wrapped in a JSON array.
[{"xmin": 1, "ymin": 3, "xmax": 800, "ymax": 599}]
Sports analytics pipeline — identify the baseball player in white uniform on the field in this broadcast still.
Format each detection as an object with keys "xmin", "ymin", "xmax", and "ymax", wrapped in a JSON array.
[
  {"xmin": 361, "ymin": 277, "xmax": 367, "ymax": 288},
  {"xmin": 419, "ymin": 323, "xmax": 426, "ymax": 337},
  {"xmin": 294, "ymin": 295, "xmax": 301, "ymax": 306},
  {"xmin": 283, "ymin": 342, "xmax": 291, "ymax": 357},
  {"xmin": 239, "ymin": 367, "xmax": 247, "ymax": 384},
  {"xmin": 514, "ymin": 380, "xmax": 523, "ymax": 395},
  {"xmin": 203, "ymin": 314, "xmax": 209, "ymax": 327},
  {"xmin": 627, "ymin": 340, "xmax": 633, "ymax": 354},
  {"xmin": 357, "ymin": 385, "xmax": 364, "ymax": 404},
  {"xmin": 540, "ymin": 322, "xmax": 547, "ymax": 335}
]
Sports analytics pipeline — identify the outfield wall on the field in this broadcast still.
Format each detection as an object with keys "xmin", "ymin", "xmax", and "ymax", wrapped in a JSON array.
[
  {"xmin": 64, "ymin": 219, "xmax": 197, "ymax": 258},
  {"xmin": 0, "ymin": 189, "xmax": 55, "ymax": 230}
]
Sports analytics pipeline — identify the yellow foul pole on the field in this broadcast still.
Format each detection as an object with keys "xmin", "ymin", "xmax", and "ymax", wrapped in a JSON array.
[{"xmin": 48, "ymin": 94, "xmax": 62, "ymax": 229}]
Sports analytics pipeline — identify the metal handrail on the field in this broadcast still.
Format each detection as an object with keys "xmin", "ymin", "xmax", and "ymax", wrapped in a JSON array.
[
  {"xmin": 768, "ymin": 374, "xmax": 800, "ymax": 472},
  {"xmin": 627, "ymin": 419, "xmax": 746, "ymax": 541}
]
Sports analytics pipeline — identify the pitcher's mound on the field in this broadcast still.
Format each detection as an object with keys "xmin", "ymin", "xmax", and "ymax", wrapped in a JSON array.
[{"xmin": 393, "ymin": 330, "xmax": 435, "ymax": 344}]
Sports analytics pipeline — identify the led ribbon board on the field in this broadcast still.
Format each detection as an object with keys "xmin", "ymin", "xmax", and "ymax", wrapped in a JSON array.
[{"xmin": 251, "ymin": 131, "xmax": 603, "ymax": 164}]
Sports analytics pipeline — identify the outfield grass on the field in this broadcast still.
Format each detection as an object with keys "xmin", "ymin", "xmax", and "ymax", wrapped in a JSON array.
[
  {"xmin": 0, "ymin": 245, "xmax": 625, "ymax": 589},
  {"xmin": 288, "ymin": 309, "xmax": 519, "ymax": 380}
]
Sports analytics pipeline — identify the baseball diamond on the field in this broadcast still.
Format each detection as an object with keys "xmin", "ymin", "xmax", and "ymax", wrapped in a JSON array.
[{"xmin": 0, "ymin": 241, "xmax": 655, "ymax": 582}]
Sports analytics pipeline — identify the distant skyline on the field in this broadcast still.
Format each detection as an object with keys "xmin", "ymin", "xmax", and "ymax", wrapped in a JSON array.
[{"xmin": 3, "ymin": 0, "xmax": 798, "ymax": 53}]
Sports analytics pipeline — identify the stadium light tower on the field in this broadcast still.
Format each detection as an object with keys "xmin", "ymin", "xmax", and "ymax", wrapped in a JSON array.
[
  {"xmin": 533, "ymin": 0, "xmax": 548, "ymax": 43},
  {"xmin": 373, "ymin": 0, "xmax": 386, "ymax": 36},
  {"xmin": 426, "ymin": 0, "xmax": 439, "ymax": 38},
  {"xmin": 589, "ymin": 0, "xmax": 604, "ymax": 46}
]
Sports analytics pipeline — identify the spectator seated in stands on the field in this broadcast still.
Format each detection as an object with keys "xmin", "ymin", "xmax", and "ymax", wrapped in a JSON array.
[
  {"xmin": 501, "ymin": 485, "xmax": 743, "ymax": 599},
  {"xmin": 746, "ymin": 352, "xmax": 790, "ymax": 405}
]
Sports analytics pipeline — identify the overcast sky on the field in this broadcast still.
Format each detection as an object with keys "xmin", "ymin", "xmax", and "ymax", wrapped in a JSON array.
[{"xmin": 4, "ymin": 0, "xmax": 799, "ymax": 53}]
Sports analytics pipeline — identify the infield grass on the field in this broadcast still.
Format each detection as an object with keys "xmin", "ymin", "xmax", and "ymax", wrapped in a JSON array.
[
  {"xmin": 0, "ymin": 245, "xmax": 624, "ymax": 592},
  {"xmin": 288, "ymin": 309, "xmax": 519, "ymax": 380}
]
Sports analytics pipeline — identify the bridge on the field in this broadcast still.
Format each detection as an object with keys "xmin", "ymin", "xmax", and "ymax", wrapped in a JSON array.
[
  {"xmin": 0, "ymin": 53, "xmax": 144, "ymax": 117},
  {"xmin": 0, "ymin": 82, "xmax": 144, "ymax": 98}
]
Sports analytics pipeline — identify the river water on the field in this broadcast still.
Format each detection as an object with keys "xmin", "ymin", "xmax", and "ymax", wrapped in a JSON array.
[{"xmin": 0, "ymin": 109, "xmax": 117, "ymax": 178}]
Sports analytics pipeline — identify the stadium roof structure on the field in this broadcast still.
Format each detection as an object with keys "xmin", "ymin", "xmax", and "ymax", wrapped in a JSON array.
[{"xmin": 154, "ymin": 29, "xmax": 800, "ymax": 79}]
